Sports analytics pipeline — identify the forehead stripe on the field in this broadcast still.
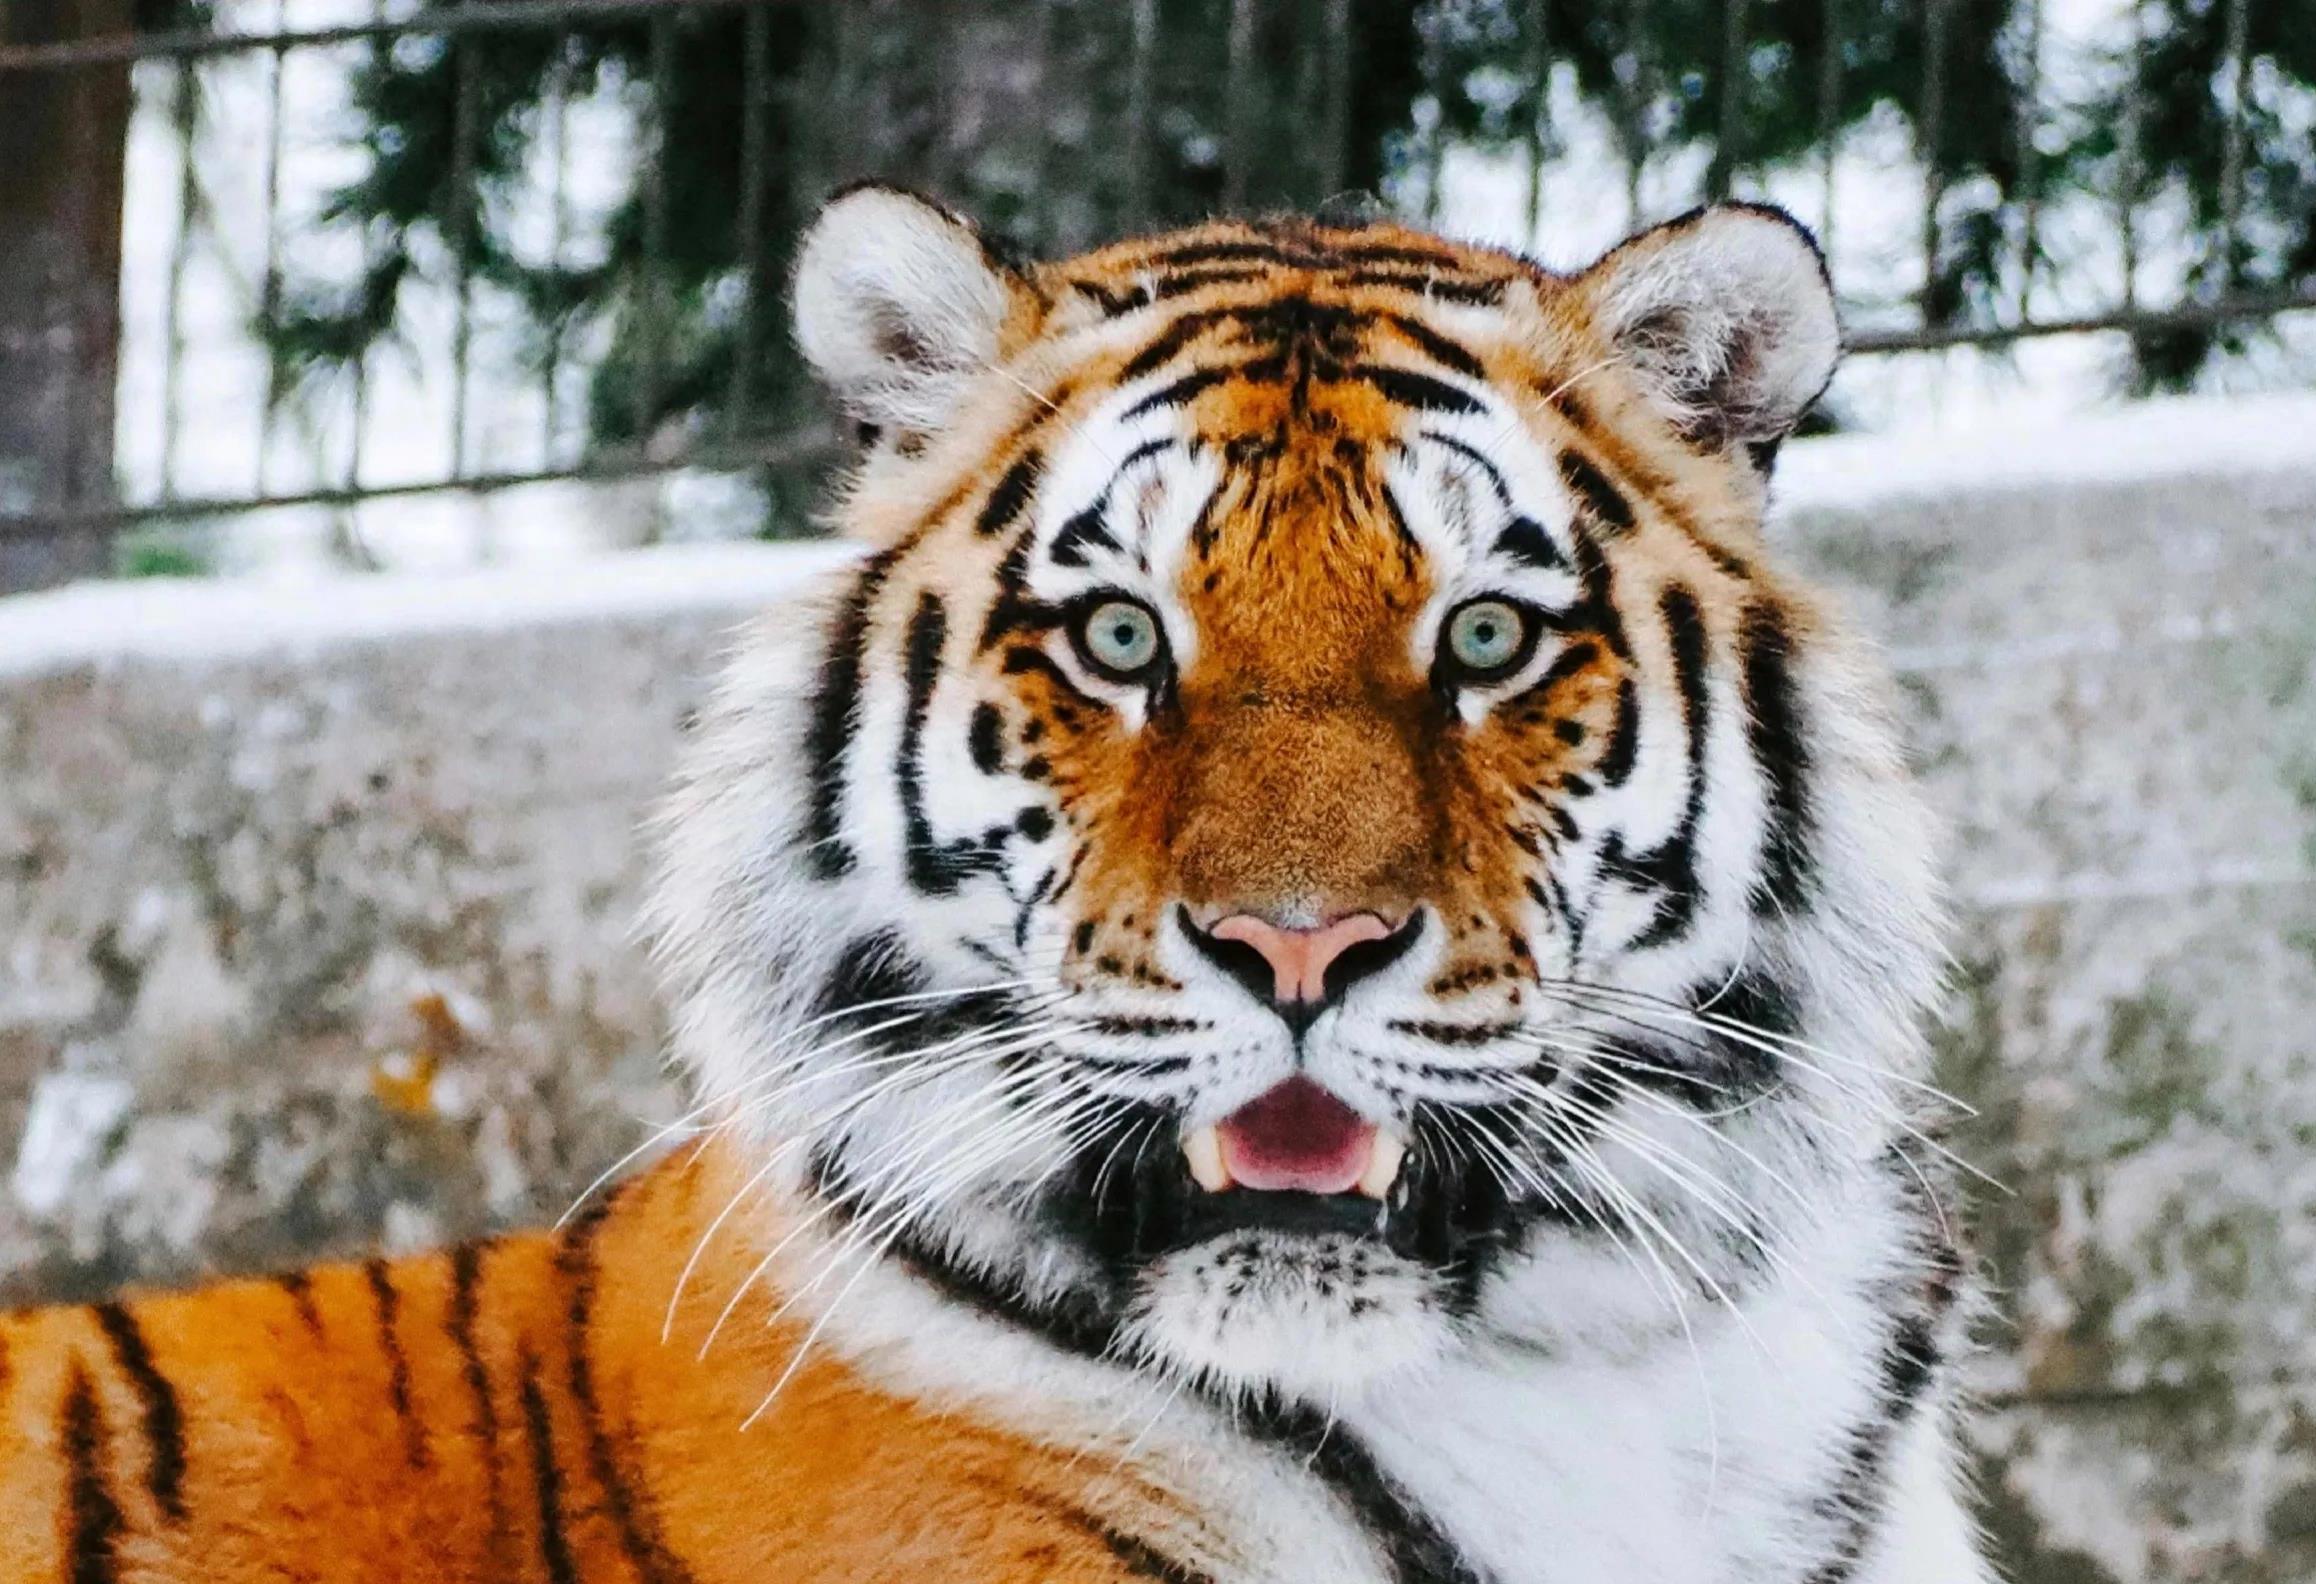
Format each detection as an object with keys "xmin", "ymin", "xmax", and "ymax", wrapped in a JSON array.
[
  {"xmin": 1379, "ymin": 313, "xmax": 1486, "ymax": 380},
  {"xmin": 1360, "ymin": 366, "xmax": 1482, "ymax": 414},
  {"xmin": 1120, "ymin": 366, "xmax": 1227, "ymax": 420},
  {"xmin": 976, "ymin": 449, "xmax": 1045, "ymax": 536},
  {"xmin": 1555, "ymin": 449, "xmax": 1635, "ymax": 534}
]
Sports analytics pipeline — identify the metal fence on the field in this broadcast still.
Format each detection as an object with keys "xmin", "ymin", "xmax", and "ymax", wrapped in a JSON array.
[{"xmin": 1, "ymin": 0, "xmax": 2311, "ymax": 586}]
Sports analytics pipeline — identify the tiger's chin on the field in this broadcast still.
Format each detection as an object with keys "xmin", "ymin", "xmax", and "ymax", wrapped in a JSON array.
[
  {"xmin": 1122, "ymin": 1227, "xmax": 1453, "ymax": 1400},
  {"xmin": 1037, "ymin": 1083, "xmax": 1526, "ymax": 1401}
]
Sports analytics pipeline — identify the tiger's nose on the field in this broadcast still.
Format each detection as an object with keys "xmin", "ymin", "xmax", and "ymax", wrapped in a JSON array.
[{"xmin": 1181, "ymin": 909, "xmax": 1422, "ymax": 1034}]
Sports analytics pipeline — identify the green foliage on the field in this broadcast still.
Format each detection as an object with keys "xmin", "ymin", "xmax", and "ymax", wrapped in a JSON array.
[{"xmin": 256, "ymin": 0, "xmax": 2313, "ymax": 523}]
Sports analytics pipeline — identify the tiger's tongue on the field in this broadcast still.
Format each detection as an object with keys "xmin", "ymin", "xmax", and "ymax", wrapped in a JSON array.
[{"xmin": 1216, "ymin": 1078, "xmax": 1376, "ymax": 1194}]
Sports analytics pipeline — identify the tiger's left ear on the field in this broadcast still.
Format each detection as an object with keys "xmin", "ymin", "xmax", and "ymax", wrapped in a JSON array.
[
  {"xmin": 1575, "ymin": 204, "xmax": 1838, "ymax": 458},
  {"xmin": 792, "ymin": 184, "xmax": 1035, "ymax": 436}
]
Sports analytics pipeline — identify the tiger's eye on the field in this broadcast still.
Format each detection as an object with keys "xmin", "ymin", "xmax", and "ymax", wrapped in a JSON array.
[
  {"xmin": 1078, "ymin": 599, "xmax": 1162, "ymax": 679},
  {"xmin": 1444, "ymin": 598, "xmax": 1532, "ymax": 678}
]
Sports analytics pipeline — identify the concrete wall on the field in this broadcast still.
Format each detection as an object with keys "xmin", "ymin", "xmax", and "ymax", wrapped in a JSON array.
[{"xmin": 4, "ymin": 397, "xmax": 2313, "ymax": 1583}]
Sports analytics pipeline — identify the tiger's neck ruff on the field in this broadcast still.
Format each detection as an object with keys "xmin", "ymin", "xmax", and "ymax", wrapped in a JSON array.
[{"xmin": 648, "ymin": 191, "xmax": 1989, "ymax": 1584}]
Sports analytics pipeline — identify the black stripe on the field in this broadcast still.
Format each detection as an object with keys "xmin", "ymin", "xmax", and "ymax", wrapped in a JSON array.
[
  {"xmin": 1328, "ymin": 241, "xmax": 1474, "ymax": 270},
  {"xmin": 1241, "ymin": 1399, "xmax": 1490, "ymax": 1584},
  {"xmin": 519, "ymin": 1355, "xmax": 580, "ymax": 1584},
  {"xmin": 61, "ymin": 1366, "xmax": 125, "ymax": 1584},
  {"xmin": 1120, "ymin": 310, "xmax": 1228, "ymax": 381},
  {"xmin": 802, "ymin": 544, "xmax": 908, "ymax": 880},
  {"xmin": 1557, "ymin": 448, "xmax": 1635, "ymax": 533},
  {"xmin": 1340, "ymin": 270, "xmax": 1507, "ymax": 305},
  {"xmin": 363, "ymin": 1259, "xmax": 429, "ymax": 1470},
  {"xmin": 1150, "ymin": 266, "xmax": 1271, "ymax": 299},
  {"xmin": 273, "ymin": 1271, "xmax": 324, "ymax": 1337},
  {"xmin": 1358, "ymin": 365, "xmax": 1482, "ymax": 414},
  {"xmin": 1121, "ymin": 365, "xmax": 1228, "ymax": 419},
  {"xmin": 559, "ymin": 1191, "xmax": 697, "ymax": 1584},
  {"xmin": 968, "ymin": 703, "xmax": 1006, "ymax": 774},
  {"xmin": 901, "ymin": 593, "xmax": 1005, "ymax": 895},
  {"xmin": 1002, "ymin": 1484, "xmax": 1219, "ymax": 1584},
  {"xmin": 446, "ymin": 1242, "xmax": 507, "ymax": 1571},
  {"xmin": 1417, "ymin": 431, "xmax": 1514, "ymax": 510},
  {"xmin": 1380, "ymin": 314, "xmax": 1487, "ymax": 379},
  {"xmin": 1598, "ymin": 678, "xmax": 1640, "ymax": 787},
  {"xmin": 1739, "ymin": 602, "xmax": 1817, "ymax": 916},
  {"xmin": 976, "ymin": 449, "xmax": 1045, "ymax": 537},
  {"xmin": 91, "ymin": 1301, "xmax": 185, "ymax": 1523},
  {"xmin": 1494, "ymin": 516, "xmax": 1563, "ymax": 571},
  {"xmin": 1613, "ymin": 586, "xmax": 1710, "ymax": 949},
  {"xmin": 1050, "ymin": 506, "xmax": 1121, "ymax": 568},
  {"xmin": 1143, "ymin": 238, "xmax": 1323, "ymax": 271},
  {"xmin": 1801, "ymin": 1197, "xmax": 1957, "ymax": 1584}
]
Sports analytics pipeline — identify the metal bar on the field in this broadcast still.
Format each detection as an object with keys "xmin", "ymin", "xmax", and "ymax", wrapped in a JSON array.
[
  {"xmin": 1917, "ymin": 0, "xmax": 1949, "ymax": 326},
  {"xmin": 0, "ymin": 437, "xmax": 837, "ymax": 541},
  {"xmin": 1709, "ymin": 0, "xmax": 1747, "ymax": 200},
  {"xmin": 256, "ymin": 0, "xmax": 288, "ymax": 493},
  {"xmin": 543, "ymin": 36, "xmax": 572, "ymax": 463},
  {"xmin": 1421, "ymin": 3, "xmax": 1448, "ymax": 224},
  {"xmin": 159, "ymin": 56, "xmax": 200, "ymax": 503},
  {"xmin": 1624, "ymin": 0, "xmax": 1652, "ymax": 226},
  {"xmin": 1224, "ymin": 0, "xmax": 1259, "ymax": 213},
  {"xmin": 0, "ymin": 0, "xmax": 791, "ymax": 73},
  {"xmin": 1123, "ymin": 0, "xmax": 1159, "ymax": 226},
  {"xmin": 1029, "ymin": 0, "xmax": 1064, "ymax": 248},
  {"xmin": 634, "ymin": 7, "xmax": 675, "ymax": 450},
  {"xmin": 448, "ymin": 33, "xmax": 483, "ymax": 480},
  {"xmin": 2118, "ymin": 0, "xmax": 2143, "ymax": 311},
  {"xmin": 2014, "ymin": 0, "xmax": 2042, "ymax": 317},
  {"xmin": 728, "ymin": 3, "xmax": 770, "ymax": 439},
  {"xmin": 2217, "ymin": 0, "xmax": 2250, "ymax": 289},
  {"xmin": 1845, "ymin": 286, "xmax": 2316, "ymax": 353},
  {"xmin": 1817, "ymin": 0, "xmax": 1841, "ymax": 255},
  {"xmin": 1320, "ymin": 0, "xmax": 1354, "ymax": 205},
  {"xmin": 1521, "ymin": 0, "xmax": 1549, "ymax": 237}
]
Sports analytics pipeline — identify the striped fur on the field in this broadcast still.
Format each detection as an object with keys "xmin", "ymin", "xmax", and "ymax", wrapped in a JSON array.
[{"xmin": 1, "ymin": 194, "xmax": 1990, "ymax": 1583}]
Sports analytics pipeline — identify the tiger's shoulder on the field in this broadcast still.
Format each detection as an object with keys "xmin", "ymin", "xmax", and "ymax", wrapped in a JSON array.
[{"xmin": 0, "ymin": 1143, "xmax": 1210, "ymax": 1583}]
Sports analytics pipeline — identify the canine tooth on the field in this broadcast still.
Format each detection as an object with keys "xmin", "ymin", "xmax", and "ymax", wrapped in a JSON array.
[
  {"xmin": 1183, "ymin": 1126, "xmax": 1232, "ymax": 1192},
  {"xmin": 1357, "ymin": 1132, "xmax": 1407, "ymax": 1200}
]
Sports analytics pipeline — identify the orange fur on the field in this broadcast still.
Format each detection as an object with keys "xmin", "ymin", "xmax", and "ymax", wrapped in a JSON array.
[{"xmin": 0, "ymin": 1142, "xmax": 1198, "ymax": 1582}]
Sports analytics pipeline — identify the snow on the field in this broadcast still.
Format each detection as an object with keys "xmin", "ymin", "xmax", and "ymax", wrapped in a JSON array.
[
  {"xmin": 0, "ymin": 539, "xmax": 859, "ymax": 679},
  {"xmin": 1774, "ymin": 390, "xmax": 2316, "ymax": 511}
]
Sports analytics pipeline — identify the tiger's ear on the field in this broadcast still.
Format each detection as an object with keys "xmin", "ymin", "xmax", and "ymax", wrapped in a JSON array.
[
  {"xmin": 792, "ymin": 185, "xmax": 1031, "ymax": 435},
  {"xmin": 1575, "ymin": 204, "xmax": 1838, "ymax": 456}
]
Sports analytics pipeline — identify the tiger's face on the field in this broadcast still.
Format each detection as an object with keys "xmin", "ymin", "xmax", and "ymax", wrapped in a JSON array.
[{"xmin": 654, "ymin": 190, "xmax": 1943, "ymax": 1404}]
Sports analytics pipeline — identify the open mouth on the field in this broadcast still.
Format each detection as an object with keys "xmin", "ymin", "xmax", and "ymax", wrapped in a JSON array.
[
  {"xmin": 1182, "ymin": 1077, "xmax": 1407, "ymax": 1199},
  {"xmin": 1054, "ymin": 1080, "xmax": 1515, "ymax": 1295}
]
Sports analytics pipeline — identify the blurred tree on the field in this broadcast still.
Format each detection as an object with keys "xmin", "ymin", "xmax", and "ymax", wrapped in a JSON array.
[
  {"xmin": 0, "ymin": 0, "xmax": 204, "ymax": 590},
  {"xmin": 259, "ymin": 0, "xmax": 2308, "ymax": 525},
  {"xmin": 2061, "ymin": 0, "xmax": 2316, "ymax": 391}
]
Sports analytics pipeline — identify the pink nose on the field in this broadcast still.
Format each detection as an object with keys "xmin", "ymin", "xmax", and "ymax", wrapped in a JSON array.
[{"xmin": 1208, "ymin": 913, "xmax": 1395, "ymax": 1004}]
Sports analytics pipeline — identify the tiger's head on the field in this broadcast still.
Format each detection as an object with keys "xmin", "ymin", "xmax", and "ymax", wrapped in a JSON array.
[{"xmin": 653, "ymin": 188, "xmax": 1945, "ymax": 1404}]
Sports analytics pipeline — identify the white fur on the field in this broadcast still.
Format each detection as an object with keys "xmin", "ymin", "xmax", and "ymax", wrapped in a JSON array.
[
  {"xmin": 1587, "ymin": 207, "xmax": 1840, "ymax": 445},
  {"xmin": 793, "ymin": 187, "xmax": 1015, "ymax": 432}
]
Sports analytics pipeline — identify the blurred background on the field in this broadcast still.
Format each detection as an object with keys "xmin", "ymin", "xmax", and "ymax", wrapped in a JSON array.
[{"xmin": 2, "ymin": 2, "xmax": 2312, "ymax": 1578}]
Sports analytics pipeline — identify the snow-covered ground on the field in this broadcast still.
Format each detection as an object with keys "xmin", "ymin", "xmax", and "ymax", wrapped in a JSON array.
[{"xmin": 92, "ymin": 0, "xmax": 2316, "ymax": 580}]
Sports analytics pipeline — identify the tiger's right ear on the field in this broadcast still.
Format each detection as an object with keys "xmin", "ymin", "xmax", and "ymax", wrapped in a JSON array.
[{"xmin": 792, "ymin": 185, "xmax": 1031, "ymax": 436}]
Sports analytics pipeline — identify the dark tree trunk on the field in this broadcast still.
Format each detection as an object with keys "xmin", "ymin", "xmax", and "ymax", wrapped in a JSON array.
[{"xmin": 0, "ymin": 0, "xmax": 133, "ymax": 592}]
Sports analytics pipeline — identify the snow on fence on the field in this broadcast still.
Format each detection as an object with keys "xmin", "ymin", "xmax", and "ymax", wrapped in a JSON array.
[{"xmin": 4, "ymin": 394, "xmax": 2315, "ymax": 1582}]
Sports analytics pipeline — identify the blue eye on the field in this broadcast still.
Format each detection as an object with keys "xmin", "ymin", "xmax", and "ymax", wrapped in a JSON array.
[
  {"xmin": 1075, "ymin": 598, "xmax": 1164, "ymax": 680},
  {"xmin": 1441, "ymin": 598, "xmax": 1538, "ymax": 682}
]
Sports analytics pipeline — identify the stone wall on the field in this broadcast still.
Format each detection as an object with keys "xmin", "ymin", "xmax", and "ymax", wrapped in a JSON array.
[{"xmin": 4, "ymin": 398, "xmax": 2313, "ymax": 1582}]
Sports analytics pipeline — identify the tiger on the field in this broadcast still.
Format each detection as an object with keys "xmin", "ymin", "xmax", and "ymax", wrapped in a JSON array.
[{"xmin": 0, "ymin": 186, "xmax": 1991, "ymax": 1584}]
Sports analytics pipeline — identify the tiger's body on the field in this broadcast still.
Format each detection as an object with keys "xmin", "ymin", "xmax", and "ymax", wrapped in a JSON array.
[{"xmin": 0, "ymin": 193, "xmax": 1992, "ymax": 1583}]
